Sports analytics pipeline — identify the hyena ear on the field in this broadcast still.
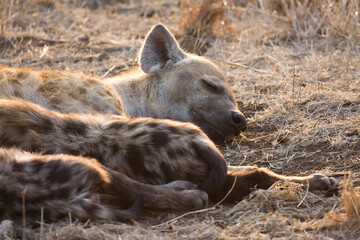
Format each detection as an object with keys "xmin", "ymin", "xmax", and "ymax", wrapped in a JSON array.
[{"xmin": 139, "ymin": 24, "xmax": 186, "ymax": 74}]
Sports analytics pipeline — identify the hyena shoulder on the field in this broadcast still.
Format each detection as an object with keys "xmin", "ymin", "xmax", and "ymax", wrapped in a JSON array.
[{"xmin": 0, "ymin": 65, "xmax": 124, "ymax": 115}]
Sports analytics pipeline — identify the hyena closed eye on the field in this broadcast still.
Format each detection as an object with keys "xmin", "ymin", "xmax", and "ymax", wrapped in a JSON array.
[
  {"xmin": 0, "ymin": 148, "xmax": 208, "ymax": 222},
  {"xmin": 0, "ymin": 24, "xmax": 246, "ymax": 144},
  {"xmin": 0, "ymin": 99, "xmax": 338, "ymax": 206}
]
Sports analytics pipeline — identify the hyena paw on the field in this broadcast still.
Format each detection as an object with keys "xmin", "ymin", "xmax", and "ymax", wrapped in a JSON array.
[
  {"xmin": 160, "ymin": 180, "xmax": 198, "ymax": 191},
  {"xmin": 181, "ymin": 190, "xmax": 208, "ymax": 209},
  {"xmin": 308, "ymin": 174, "xmax": 339, "ymax": 195}
]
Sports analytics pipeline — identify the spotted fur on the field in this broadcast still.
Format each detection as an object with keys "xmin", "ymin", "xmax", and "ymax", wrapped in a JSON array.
[
  {"xmin": 0, "ymin": 99, "xmax": 338, "ymax": 222},
  {"xmin": 0, "ymin": 24, "xmax": 247, "ymax": 144},
  {"xmin": 0, "ymin": 67, "xmax": 124, "ymax": 115},
  {"xmin": 0, "ymin": 24, "xmax": 338, "ymax": 223},
  {"xmin": 0, "ymin": 99, "xmax": 227, "ymax": 195},
  {"xmin": 0, "ymin": 148, "xmax": 208, "ymax": 222}
]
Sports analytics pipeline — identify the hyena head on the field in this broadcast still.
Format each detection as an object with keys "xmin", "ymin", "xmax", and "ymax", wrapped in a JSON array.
[{"xmin": 139, "ymin": 24, "xmax": 247, "ymax": 144}]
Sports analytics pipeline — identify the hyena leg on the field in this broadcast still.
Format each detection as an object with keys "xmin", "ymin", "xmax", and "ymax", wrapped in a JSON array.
[
  {"xmin": 0, "ymin": 148, "xmax": 140, "ymax": 222},
  {"xmin": 157, "ymin": 180, "xmax": 198, "ymax": 191},
  {"xmin": 210, "ymin": 167, "xmax": 339, "ymax": 203},
  {"xmin": 103, "ymin": 198, "xmax": 142, "ymax": 222},
  {"xmin": 103, "ymin": 169, "xmax": 208, "ymax": 211}
]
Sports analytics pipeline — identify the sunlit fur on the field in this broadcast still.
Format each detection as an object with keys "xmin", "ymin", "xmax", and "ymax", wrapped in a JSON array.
[{"xmin": 0, "ymin": 24, "xmax": 246, "ymax": 143}]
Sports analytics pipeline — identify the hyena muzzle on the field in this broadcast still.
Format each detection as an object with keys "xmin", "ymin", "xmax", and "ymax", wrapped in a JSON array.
[
  {"xmin": 0, "ymin": 24, "xmax": 246, "ymax": 144},
  {"xmin": 0, "ymin": 148, "xmax": 208, "ymax": 222},
  {"xmin": 0, "ymin": 99, "xmax": 338, "ymax": 221}
]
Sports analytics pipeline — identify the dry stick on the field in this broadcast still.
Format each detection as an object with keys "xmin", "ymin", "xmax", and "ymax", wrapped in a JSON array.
[
  {"xmin": 1, "ymin": 0, "xmax": 14, "ymax": 37},
  {"xmin": 344, "ymin": 173, "xmax": 360, "ymax": 218},
  {"xmin": 151, "ymin": 175, "xmax": 238, "ymax": 228},
  {"xmin": 297, "ymin": 180, "xmax": 309, "ymax": 208},
  {"xmin": 349, "ymin": 179, "xmax": 360, "ymax": 218},
  {"xmin": 68, "ymin": 212, "xmax": 72, "ymax": 225},
  {"xmin": 217, "ymin": 59, "xmax": 270, "ymax": 74},
  {"xmin": 22, "ymin": 186, "xmax": 28, "ymax": 240},
  {"xmin": 343, "ymin": 160, "xmax": 359, "ymax": 218},
  {"xmin": 292, "ymin": 65, "xmax": 296, "ymax": 107},
  {"xmin": 102, "ymin": 65, "xmax": 116, "ymax": 78},
  {"xmin": 329, "ymin": 171, "xmax": 351, "ymax": 177}
]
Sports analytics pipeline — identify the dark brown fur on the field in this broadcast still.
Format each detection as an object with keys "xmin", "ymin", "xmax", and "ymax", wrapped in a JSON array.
[
  {"xmin": 0, "ymin": 99, "xmax": 338, "ymax": 220},
  {"xmin": 0, "ymin": 148, "xmax": 208, "ymax": 222},
  {"xmin": 0, "ymin": 99, "xmax": 227, "ymax": 195}
]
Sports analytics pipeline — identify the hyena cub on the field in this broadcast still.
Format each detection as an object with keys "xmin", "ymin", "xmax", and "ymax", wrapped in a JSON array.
[
  {"xmin": 0, "ymin": 99, "xmax": 338, "ymax": 215},
  {"xmin": 0, "ymin": 148, "xmax": 207, "ymax": 222},
  {"xmin": 0, "ymin": 24, "xmax": 246, "ymax": 144}
]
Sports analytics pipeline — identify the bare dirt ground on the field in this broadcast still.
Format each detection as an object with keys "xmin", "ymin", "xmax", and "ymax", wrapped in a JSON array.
[{"xmin": 1, "ymin": 0, "xmax": 360, "ymax": 239}]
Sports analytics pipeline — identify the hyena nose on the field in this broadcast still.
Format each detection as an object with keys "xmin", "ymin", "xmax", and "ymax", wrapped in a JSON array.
[{"xmin": 228, "ymin": 111, "xmax": 247, "ymax": 131}]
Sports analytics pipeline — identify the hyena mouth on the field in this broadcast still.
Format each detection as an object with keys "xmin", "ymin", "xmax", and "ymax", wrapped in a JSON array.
[{"xmin": 190, "ymin": 111, "xmax": 229, "ymax": 144}]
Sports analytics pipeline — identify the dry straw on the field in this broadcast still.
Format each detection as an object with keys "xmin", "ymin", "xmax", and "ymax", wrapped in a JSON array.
[
  {"xmin": 1, "ymin": 0, "xmax": 360, "ymax": 239},
  {"xmin": 342, "ymin": 173, "xmax": 360, "ymax": 220},
  {"xmin": 179, "ymin": 0, "xmax": 360, "ymax": 44}
]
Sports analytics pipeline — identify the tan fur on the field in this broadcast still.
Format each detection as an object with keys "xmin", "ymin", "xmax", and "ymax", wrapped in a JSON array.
[
  {"xmin": 0, "ymin": 24, "xmax": 246, "ymax": 143},
  {"xmin": 0, "ymin": 66, "xmax": 124, "ymax": 115}
]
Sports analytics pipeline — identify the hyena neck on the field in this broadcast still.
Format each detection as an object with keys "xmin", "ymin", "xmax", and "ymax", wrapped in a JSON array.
[{"xmin": 105, "ymin": 70, "xmax": 163, "ymax": 119}]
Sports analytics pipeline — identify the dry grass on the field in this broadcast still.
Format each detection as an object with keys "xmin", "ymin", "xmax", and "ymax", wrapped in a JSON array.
[
  {"xmin": 180, "ymin": 0, "xmax": 237, "ymax": 37},
  {"xmin": 1, "ymin": 0, "xmax": 360, "ymax": 239},
  {"xmin": 180, "ymin": 0, "xmax": 360, "ymax": 46},
  {"xmin": 342, "ymin": 174, "xmax": 360, "ymax": 220}
]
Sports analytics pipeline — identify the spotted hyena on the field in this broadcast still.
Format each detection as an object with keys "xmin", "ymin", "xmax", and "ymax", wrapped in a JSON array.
[
  {"xmin": 0, "ymin": 24, "xmax": 246, "ymax": 144},
  {"xmin": 0, "ymin": 99, "xmax": 338, "ymax": 222},
  {"xmin": 0, "ymin": 147, "xmax": 207, "ymax": 222}
]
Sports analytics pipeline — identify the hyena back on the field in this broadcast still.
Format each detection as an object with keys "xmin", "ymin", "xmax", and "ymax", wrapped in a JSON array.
[
  {"xmin": 0, "ymin": 147, "xmax": 208, "ymax": 222},
  {"xmin": 0, "ymin": 24, "xmax": 246, "ymax": 144},
  {"xmin": 0, "ymin": 99, "xmax": 227, "ymax": 195},
  {"xmin": 0, "ymin": 99, "xmax": 338, "ymax": 208},
  {"xmin": 0, "ymin": 66, "xmax": 124, "ymax": 115}
]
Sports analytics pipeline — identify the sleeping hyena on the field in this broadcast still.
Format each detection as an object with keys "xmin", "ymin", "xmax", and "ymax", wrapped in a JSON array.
[
  {"xmin": 0, "ymin": 148, "xmax": 208, "ymax": 222},
  {"xmin": 0, "ymin": 99, "xmax": 338, "ymax": 222},
  {"xmin": 0, "ymin": 24, "xmax": 246, "ymax": 144}
]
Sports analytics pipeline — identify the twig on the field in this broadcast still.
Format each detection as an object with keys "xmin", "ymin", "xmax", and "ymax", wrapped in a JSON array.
[
  {"xmin": 39, "ymin": 45, "xmax": 48, "ymax": 59},
  {"xmin": 292, "ymin": 65, "xmax": 296, "ymax": 106},
  {"xmin": 328, "ymin": 171, "xmax": 351, "ymax": 177},
  {"xmin": 22, "ymin": 186, "xmax": 28, "ymax": 240},
  {"xmin": 68, "ymin": 212, "xmax": 72, "ymax": 225},
  {"xmin": 151, "ymin": 175, "xmax": 238, "ymax": 228},
  {"xmin": 217, "ymin": 59, "xmax": 270, "ymax": 74},
  {"xmin": 102, "ymin": 65, "xmax": 116, "ymax": 78},
  {"xmin": 297, "ymin": 180, "xmax": 309, "ymax": 208}
]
